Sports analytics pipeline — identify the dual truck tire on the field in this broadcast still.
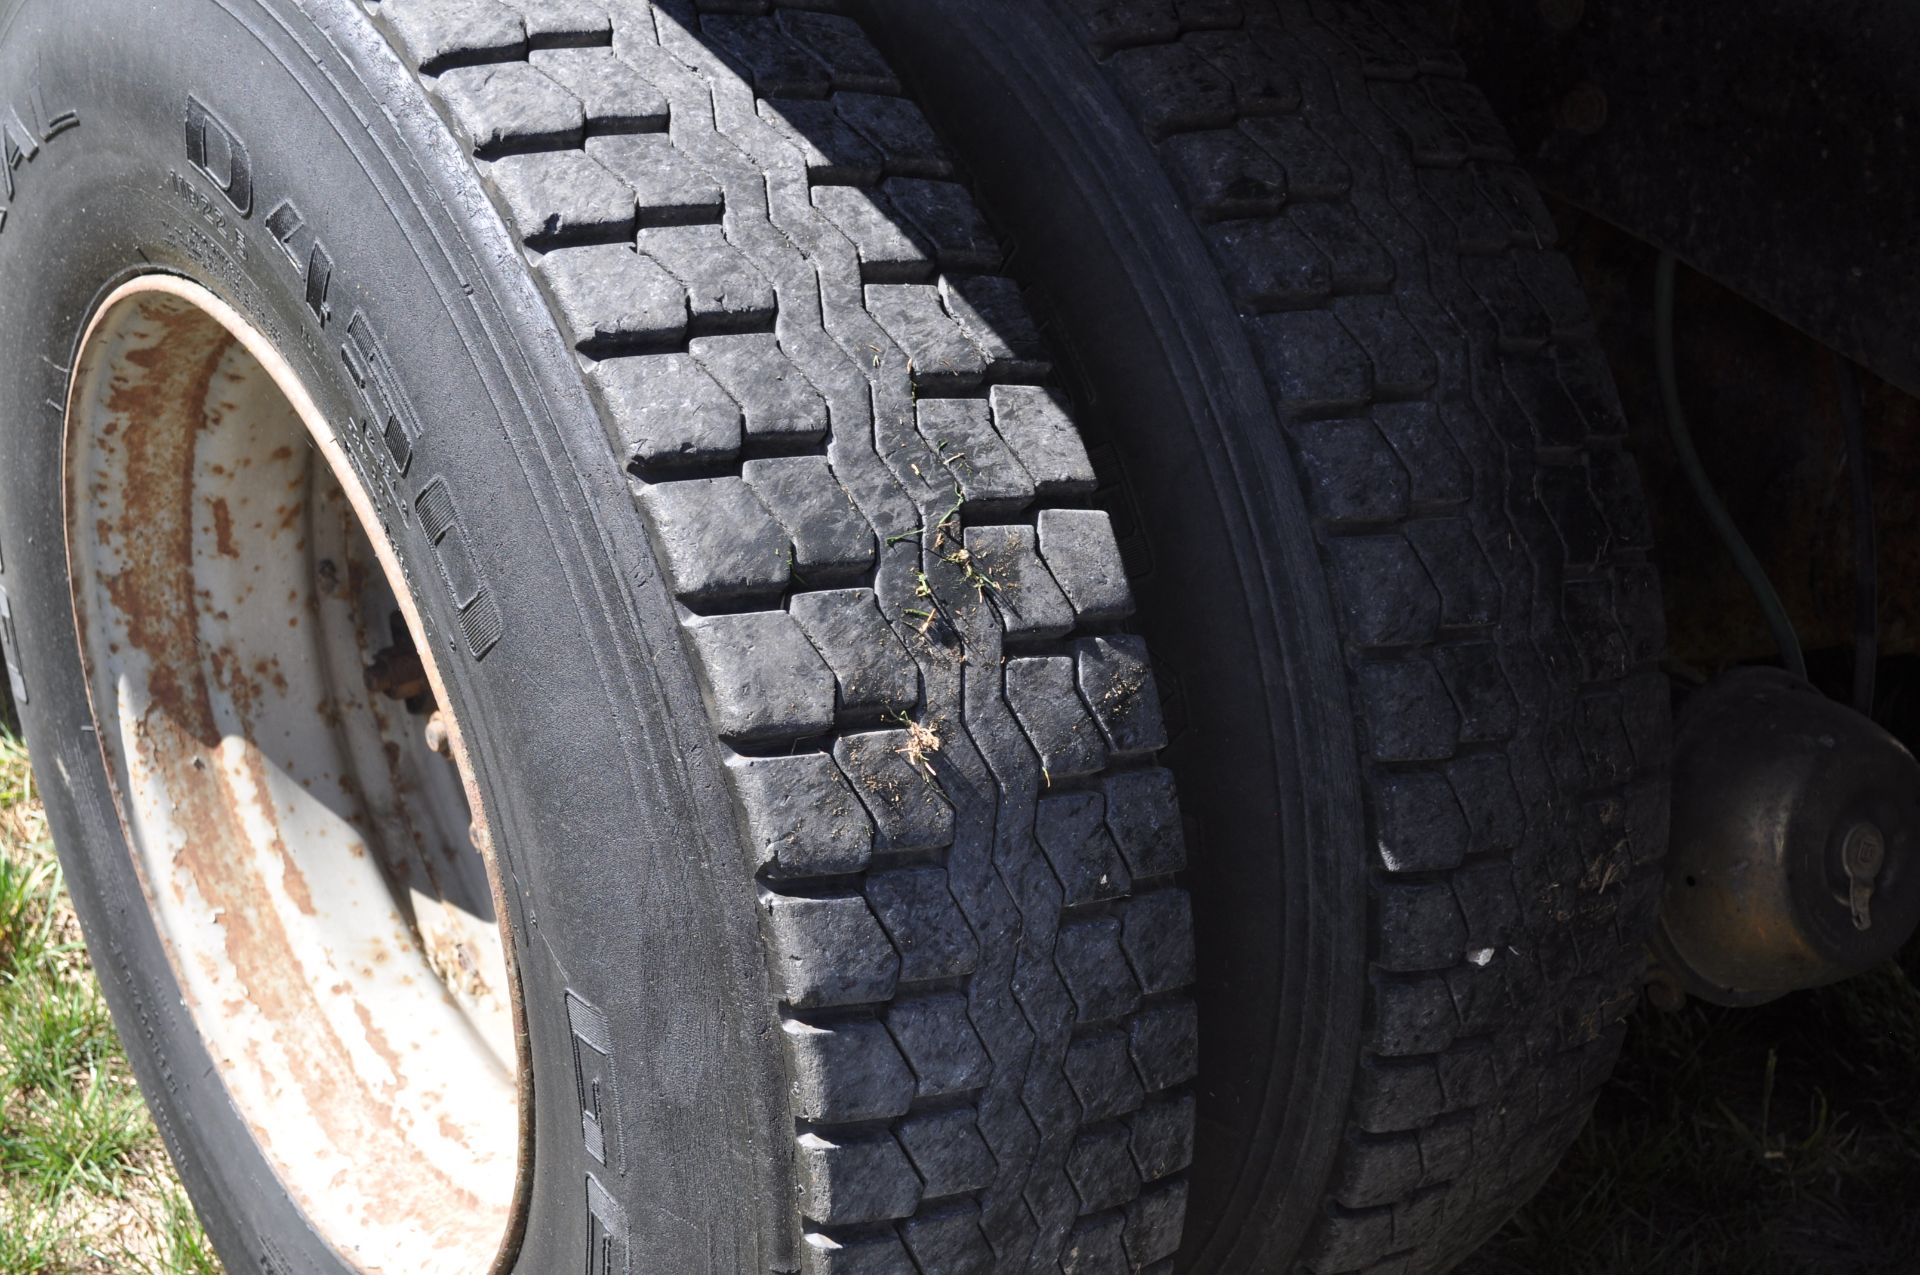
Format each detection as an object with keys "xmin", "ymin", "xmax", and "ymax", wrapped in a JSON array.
[{"xmin": 0, "ymin": 0, "xmax": 1665, "ymax": 1271}]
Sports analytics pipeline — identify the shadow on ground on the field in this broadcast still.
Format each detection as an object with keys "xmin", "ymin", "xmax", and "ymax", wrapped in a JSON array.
[{"xmin": 1463, "ymin": 965, "xmax": 1920, "ymax": 1275}]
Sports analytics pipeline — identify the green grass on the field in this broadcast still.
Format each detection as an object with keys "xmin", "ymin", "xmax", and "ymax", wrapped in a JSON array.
[{"xmin": 0, "ymin": 728, "xmax": 220, "ymax": 1274}]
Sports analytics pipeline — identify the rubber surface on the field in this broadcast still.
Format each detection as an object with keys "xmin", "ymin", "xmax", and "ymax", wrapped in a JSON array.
[
  {"xmin": 851, "ymin": 2, "xmax": 1671, "ymax": 1271},
  {"xmin": 370, "ymin": 0, "xmax": 1205, "ymax": 1268},
  {"xmin": 1045, "ymin": 5, "xmax": 1669, "ymax": 1270},
  {"xmin": 0, "ymin": 0, "xmax": 1196, "ymax": 1269}
]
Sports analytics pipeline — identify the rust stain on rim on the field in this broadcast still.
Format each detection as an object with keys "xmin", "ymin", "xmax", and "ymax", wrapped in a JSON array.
[{"xmin": 63, "ymin": 277, "xmax": 532, "ymax": 1273}]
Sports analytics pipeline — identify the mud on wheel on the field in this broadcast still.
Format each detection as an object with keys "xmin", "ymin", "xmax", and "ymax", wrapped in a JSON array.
[{"xmin": 0, "ymin": 0, "xmax": 1665, "ymax": 1273}]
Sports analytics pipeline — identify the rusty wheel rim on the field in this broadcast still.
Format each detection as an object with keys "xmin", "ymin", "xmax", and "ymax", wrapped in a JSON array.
[{"xmin": 63, "ymin": 277, "xmax": 524, "ymax": 1272}]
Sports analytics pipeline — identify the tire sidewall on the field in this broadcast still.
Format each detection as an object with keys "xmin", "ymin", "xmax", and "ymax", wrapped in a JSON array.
[{"xmin": 0, "ymin": 1, "xmax": 789, "ymax": 1269}]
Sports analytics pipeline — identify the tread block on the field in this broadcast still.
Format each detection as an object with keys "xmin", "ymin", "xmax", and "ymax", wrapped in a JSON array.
[
  {"xmin": 884, "ymin": 179, "xmax": 1001, "ymax": 272},
  {"xmin": 989, "ymin": 387, "xmax": 1097, "ymax": 495},
  {"xmin": 801, "ymin": 1228, "xmax": 913, "ymax": 1275},
  {"xmin": 588, "ymin": 133, "xmax": 724, "ymax": 225},
  {"xmin": 1126, "ymin": 999, "xmax": 1198, "ymax": 1092},
  {"xmin": 1562, "ymin": 579, "xmax": 1630, "ymax": 684},
  {"xmin": 1326, "ymin": 536, "xmax": 1442, "ymax": 648},
  {"xmin": 813, "ymin": 186, "xmax": 934, "ymax": 281},
  {"xmin": 790, "ymin": 589, "xmax": 921, "ymax": 717},
  {"xmin": 382, "ymin": 0, "xmax": 526, "ymax": 73},
  {"xmin": 1163, "ymin": 129, "xmax": 1288, "ymax": 221},
  {"xmin": 701, "ymin": 13, "xmax": 832, "ymax": 97},
  {"xmin": 485, "ymin": 150, "xmax": 635, "ymax": 246},
  {"xmin": 1290, "ymin": 418, "xmax": 1412, "ymax": 525},
  {"xmin": 1055, "ymin": 918, "xmax": 1143, "ymax": 1025},
  {"xmin": 1370, "ymin": 974, "xmax": 1458, "ymax": 1056},
  {"xmin": 835, "ymin": 731, "xmax": 957, "ymax": 853},
  {"xmin": 530, "ymin": 47, "xmax": 670, "ymax": 132},
  {"xmin": 1434, "ymin": 642, "xmax": 1519, "ymax": 744},
  {"xmin": 1588, "ymin": 449, "xmax": 1654, "ymax": 551},
  {"xmin": 1370, "ymin": 771, "xmax": 1469, "ymax": 874},
  {"xmin": 1037, "ymin": 509, "xmax": 1134, "ymax": 624},
  {"xmin": 777, "ymin": 10, "xmax": 901, "ymax": 95},
  {"xmin": 743, "ymin": 457, "xmax": 877, "ymax": 577},
  {"xmin": 895, "ymin": 1108, "xmax": 997, "ymax": 1200},
  {"xmin": 1207, "ymin": 217, "xmax": 1330, "ymax": 310},
  {"xmin": 1122, "ymin": 1178, "xmax": 1188, "ymax": 1267},
  {"xmin": 637, "ymin": 224, "xmax": 778, "ymax": 328},
  {"xmin": 496, "ymin": 0, "xmax": 610, "ymax": 46},
  {"xmin": 1128, "ymin": 1093, "xmax": 1196, "ymax": 1182},
  {"xmin": 1189, "ymin": 28, "xmax": 1302, "ymax": 115},
  {"xmin": 682, "ymin": 611, "xmax": 836, "ymax": 742},
  {"xmin": 1058, "ymin": 0, "xmax": 1179, "ymax": 53},
  {"xmin": 434, "ymin": 62, "xmax": 584, "ymax": 156},
  {"xmin": 1242, "ymin": 114, "xmax": 1351, "ymax": 199},
  {"xmin": 1417, "ymin": 1112, "xmax": 1475, "ymax": 1185},
  {"xmin": 1308, "ymin": 1204, "xmax": 1395, "ymax": 1273},
  {"xmin": 541, "ymin": 244, "xmax": 687, "ymax": 351},
  {"xmin": 1451, "ymin": 860, "xmax": 1522, "ymax": 952},
  {"xmin": 760, "ymin": 97, "xmax": 884, "ymax": 185},
  {"xmin": 1252, "ymin": 309, "xmax": 1373, "ymax": 415},
  {"xmin": 1356, "ymin": 656, "xmax": 1459, "ymax": 762},
  {"xmin": 1375, "ymin": 881, "xmax": 1467, "ymax": 974},
  {"xmin": 725, "ymin": 753, "xmax": 873, "ymax": 877},
  {"xmin": 1291, "ymin": 202, "xmax": 1394, "ymax": 293},
  {"xmin": 635, "ymin": 476, "xmax": 786, "ymax": 601},
  {"xmin": 916, "ymin": 398, "xmax": 1035, "ymax": 514},
  {"xmin": 797, "ymin": 1129, "xmax": 922, "ymax": 1224},
  {"xmin": 1370, "ymin": 80, "xmax": 1469, "ymax": 167},
  {"xmin": 596, "ymin": 353, "xmax": 742, "ymax": 466},
  {"xmin": 1061, "ymin": 1212, "xmax": 1128, "ymax": 1274},
  {"xmin": 1352, "ymin": 1057, "xmax": 1447, "ymax": 1136},
  {"xmin": 1419, "ymin": 164, "xmax": 1513, "ymax": 255},
  {"xmin": 885, "ymin": 993, "xmax": 990, "ymax": 1098},
  {"xmin": 766, "ymin": 891, "xmax": 901, "ymax": 1009},
  {"xmin": 1374, "ymin": 402, "xmax": 1470, "ymax": 508},
  {"xmin": 1006, "ymin": 656, "xmax": 1110, "ymax": 782},
  {"xmin": 1503, "ymin": 352, "xmax": 1588, "ymax": 449},
  {"xmin": 1120, "ymin": 891, "xmax": 1195, "ymax": 995},
  {"xmin": 1076, "ymin": 635, "xmax": 1168, "ymax": 757},
  {"xmin": 690, "ymin": 334, "xmax": 828, "ymax": 442},
  {"xmin": 1066, "ymin": 1030, "xmax": 1147, "ymax": 1123},
  {"xmin": 941, "ymin": 276, "xmax": 1051, "ymax": 380},
  {"xmin": 1426, "ymin": 76, "xmax": 1514, "ymax": 162},
  {"xmin": 785, "ymin": 1016, "xmax": 916, "ymax": 1122},
  {"xmin": 866, "ymin": 868, "xmax": 979, "ymax": 984},
  {"xmin": 1336, "ymin": 294, "xmax": 1440, "ymax": 397},
  {"xmin": 868, "ymin": 285, "xmax": 986, "ymax": 391},
  {"xmin": 898, "ymin": 1202, "xmax": 995, "ymax": 1275},
  {"xmin": 1447, "ymin": 754, "xmax": 1524, "ymax": 856},
  {"xmin": 1066, "ymin": 1124, "xmax": 1140, "ymax": 1214},
  {"xmin": 1102, "ymin": 768, "xmax": 1186, "ymax": 879},
  {"xmin": 1036, "ymin": 792, "xmax": 1132, "ymax": 907},
  {"xmin": 963, "ymin": 526, "xmax": 1074, "ymax": 640},
  {"xmin": 1536, "ymin": 462, "xmax": 1612, "ymax": 568},
  {"xmin": 838, "ymin": 95, "xmax": 954, "ymax": 179},
  {"xmin": 1461, "ymin": 255, "xmax": 1553, "ymax": 351},
  {"xmin": 1106, "ymin": 42, "xmax": 1237, "ymax": 140}
]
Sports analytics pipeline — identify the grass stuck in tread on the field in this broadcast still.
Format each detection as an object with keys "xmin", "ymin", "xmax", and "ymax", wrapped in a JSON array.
[{"xmin": 0, "ymin": 731, "xmax": 218, "ymax": 1274}]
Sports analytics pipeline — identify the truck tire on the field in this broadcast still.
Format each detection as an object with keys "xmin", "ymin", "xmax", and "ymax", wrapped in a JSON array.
[
  {"xmin": 0, "ymin": 1, "xmax": 1195, "ymax": 1271},
  {"xmin": 858, "ymin": 1, "xmax": 1670, "ymax": 1271}
]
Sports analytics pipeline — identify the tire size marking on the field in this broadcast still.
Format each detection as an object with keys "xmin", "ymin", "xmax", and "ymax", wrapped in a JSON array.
[
  {"xmin": 0, "ymin": 73, "xmax": 79, "ymax": 238},
  {"xmin": 180, "ymin": 98, "xmax": 506, "ymax": 660},
  {"xmin": 568, "ymin": 991, "xmax": 631, "ymax": 1274}
]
